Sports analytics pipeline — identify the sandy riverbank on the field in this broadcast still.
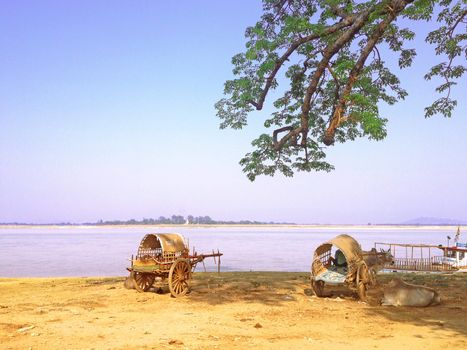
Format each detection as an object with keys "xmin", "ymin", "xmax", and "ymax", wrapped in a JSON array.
[{"xmin": 1, "ymin": 272, "xmax": 466, "ymax": 350}]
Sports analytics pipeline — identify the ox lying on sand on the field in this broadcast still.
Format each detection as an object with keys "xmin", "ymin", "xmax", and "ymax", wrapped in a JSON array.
[{"xmin": 381, "ymin": 278, "xmax": 441, "ymax": 307}]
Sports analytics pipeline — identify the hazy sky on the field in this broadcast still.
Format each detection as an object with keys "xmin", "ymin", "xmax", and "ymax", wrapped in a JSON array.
[{"xmin": 1, "ymin": 1, "xmax": 466, "ymax": 224}]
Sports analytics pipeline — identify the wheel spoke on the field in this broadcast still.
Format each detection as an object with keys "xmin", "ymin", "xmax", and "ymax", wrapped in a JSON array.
[
  {"xmin": 169, "ymin": 259, "xmax": 191, "ymax": 297},
  {"xmin": 133, "ymin": 272, "xmax": 154, "ymax": 292}
]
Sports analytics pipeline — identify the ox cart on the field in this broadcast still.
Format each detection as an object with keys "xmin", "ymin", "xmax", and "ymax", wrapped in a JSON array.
[
  {"xmin": 127, "ymin": 233, "xmax": 222, "ymax": 297},
  {"xmin": 310, "ymin": 234, "xmax": 378, "ymax": 300}
]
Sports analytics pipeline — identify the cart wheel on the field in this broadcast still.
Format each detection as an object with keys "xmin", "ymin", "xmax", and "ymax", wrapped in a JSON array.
[
  {"xmin": 310, "ymin": 278, "xmax": 325, "ymax": 297},
  {"xmin": 168, "ymin": 258, "xmax": 192, "ymax": 298},
  {"xmin": 133, "ymin": 272, "xmax": 155, "ymax": 292}
]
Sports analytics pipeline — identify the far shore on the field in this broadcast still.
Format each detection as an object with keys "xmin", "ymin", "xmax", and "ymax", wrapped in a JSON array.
[{"xmin": 1, "ymin": 223, "xmax": 465, "ymax": 231}]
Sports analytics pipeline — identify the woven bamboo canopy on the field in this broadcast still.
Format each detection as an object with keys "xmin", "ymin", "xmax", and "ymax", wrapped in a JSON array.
[
  {"xmin": 138, "ymin": 233, "xmax": 187, "ymax": 253},
  {"xmin": 314, "ymin": 234, "xmax": 364, "ymax": 266}
]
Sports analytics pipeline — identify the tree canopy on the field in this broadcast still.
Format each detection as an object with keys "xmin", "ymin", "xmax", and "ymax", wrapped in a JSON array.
[{"xmin": 215, "ymin": 0, "xmax": 466, "ymax": 181}]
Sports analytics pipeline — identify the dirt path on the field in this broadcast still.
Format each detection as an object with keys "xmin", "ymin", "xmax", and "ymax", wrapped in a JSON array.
[{"xmin": 1, "ymin": 272, "xmax": 466, "ymax": 350}]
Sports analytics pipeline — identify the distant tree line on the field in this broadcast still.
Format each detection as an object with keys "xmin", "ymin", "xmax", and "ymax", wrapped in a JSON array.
[
  {"xmin": 0, "ymin": 215, "xmax": 293, "ymax": 225},
  {"xmin": 85, "ymin": 215, "xmax": 288, "ymax": 225}
]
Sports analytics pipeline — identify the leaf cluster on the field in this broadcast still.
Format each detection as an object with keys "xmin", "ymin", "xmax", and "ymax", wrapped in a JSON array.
[{"xmin": 216, "ymin": 0, "xmax": 466, "ymax": 180}]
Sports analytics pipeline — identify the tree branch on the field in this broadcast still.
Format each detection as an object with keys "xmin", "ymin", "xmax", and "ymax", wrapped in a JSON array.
[
  {"xmin": 299, "ymin": 5, "xmax": 378, "ymax": 144},
  {"xmin": 272, "ymin": 5, "xmax": 381, "ymax": 152},
  {"xmin": 251, "ymin": 13, "xmax": 361, "ymax": 111},
  {"xmin": 323, "ymin": 0, "xmax": 414, "ymax": 145},
  {"xmin": 273, "ymin": 126, "xmax": 300, "ymax": 150}
]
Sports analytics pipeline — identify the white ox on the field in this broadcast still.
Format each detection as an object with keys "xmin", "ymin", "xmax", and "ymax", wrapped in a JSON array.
[{"xmin": 381, "ymin": 278, "xmax": 441, "ymax": 307}]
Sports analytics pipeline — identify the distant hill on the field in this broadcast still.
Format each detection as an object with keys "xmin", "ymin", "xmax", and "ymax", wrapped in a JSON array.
[{"xmin": 401, "ymin": 217, "xmax": 467, "ymax": 225}]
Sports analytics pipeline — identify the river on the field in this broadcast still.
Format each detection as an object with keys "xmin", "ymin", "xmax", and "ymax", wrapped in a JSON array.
[{"xmin": 0, "ymin": 225, "xmax": 457, "ymax": 277}]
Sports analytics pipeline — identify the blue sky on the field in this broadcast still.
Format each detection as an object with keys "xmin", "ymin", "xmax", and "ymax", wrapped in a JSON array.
[{"xmin": 1, "ymin": 1, "xmax": 466, "ymax": 224}]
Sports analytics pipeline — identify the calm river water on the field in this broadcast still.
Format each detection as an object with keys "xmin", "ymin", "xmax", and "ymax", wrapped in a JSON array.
[{"xmin": 0, "ymin": 225, "xmax": 457, "ymax": 277}]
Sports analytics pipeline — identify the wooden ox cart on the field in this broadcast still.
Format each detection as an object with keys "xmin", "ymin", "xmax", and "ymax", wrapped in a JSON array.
[
  {"xmin": 310, "ymin": 234, "xmax": 376, "ymax": 300},
  {"xmin": 127, "ymin": 233, "xmax": 222, "ymax": 297}
]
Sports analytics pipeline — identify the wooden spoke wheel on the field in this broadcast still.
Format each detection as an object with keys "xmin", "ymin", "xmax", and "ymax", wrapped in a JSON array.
[
  {"xmin": 311, "ymin": 278, "xmax": 325, "ymax": 297},
  {"xmin": 168, "ymin": 258, "xmax": 192, "ymax": 298},
  {"xmin": 133, "ymin": 272, "xmax": 155, "ymax": 292}
]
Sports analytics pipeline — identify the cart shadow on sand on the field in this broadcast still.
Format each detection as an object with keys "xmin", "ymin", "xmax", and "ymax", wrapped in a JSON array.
[
  {"xmin": 129, "ymin": 271, "xmax": 313, "ymax": 306},
  {"xmin": 121, "ymin": 270, "xmax": 467, "ymax": 337}
]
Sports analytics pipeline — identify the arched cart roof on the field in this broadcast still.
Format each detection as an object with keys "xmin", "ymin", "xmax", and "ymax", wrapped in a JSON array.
[
  {"xmin": 138, "ymin": 233, "xmax": 187, "ymax": 253},
  {"xmin": 314, "ymin": 234, "xmax": 363, "ymax": 265}
]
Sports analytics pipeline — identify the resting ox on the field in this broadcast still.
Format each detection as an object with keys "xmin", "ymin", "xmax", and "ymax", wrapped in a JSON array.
[{"xmin": 381, "ymin": 278, "xmax": 440, "ymax": 307}]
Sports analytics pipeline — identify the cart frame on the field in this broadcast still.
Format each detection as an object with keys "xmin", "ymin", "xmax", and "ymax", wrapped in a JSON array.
[
  {"xmin": 310, "ymin": 234, "xmax": 374, "ymax": 300},
  {"xmin": 126, "ymin": 233, "xmax": 222, "ymax": 297}
]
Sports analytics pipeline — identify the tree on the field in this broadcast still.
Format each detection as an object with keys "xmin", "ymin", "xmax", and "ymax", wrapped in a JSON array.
[
  {"xmin": 171, "ymin": 215, "xmax": 185, "ymax": 224},
  {"xmin": 187, "ymin": 215, "xmax": 194, "ymax": 224},
  {"xmin": 216, "ymin": 0, "xmax": 466, "ymax": 181}
]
